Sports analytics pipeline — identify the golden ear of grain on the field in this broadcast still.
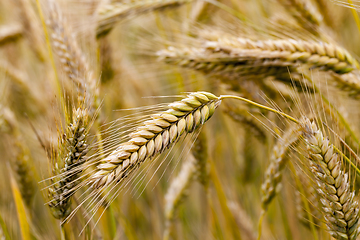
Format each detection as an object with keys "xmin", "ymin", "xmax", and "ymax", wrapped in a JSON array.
[
  {"xmin": 48, "ymin": 108, "xmax": 89, "ymax": 220},
  {"xmin": 158, "ymin": 37, "xmax": 360, "ymax": 97},
  {"xmin": 301, "ymin": 118, "xmax": 360, "ymax": 240},
  {"xmin": 261, "ymin": 125, "xmax": 301, "ymax": 210},
  {"xmin": 47, "ymin": 1, "xmax": 98, "ymax": 112},
  {"xmin": 89, "ymin": 91, "xmax": 221, "ymax": 191}
]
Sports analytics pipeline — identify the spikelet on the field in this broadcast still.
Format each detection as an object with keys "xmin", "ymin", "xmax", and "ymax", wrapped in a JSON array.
[
  {"xmin": 0, "ymin": 24, "xmax": 22, "ymax": 46},
  {"xmin": 89, "ymin": 91, "xmax": 220, "ymax": 191},
  {"xmin": 301, "ymin": 118, "xmax": 360, "ymax": 239},
  {"xmin": 96, "ymin": 0, "xmax": 192, "ymax": 37},
  {"xmin": 163, "ymin": 153, "xmax": 197, "ymax": 240},
  {"xmin": 48, "ymin": 107, "xmax": 89, "ymax": 219},
  {"xmin": 261, "ymin": 125, "xmax": 301, "ymax": 210}
]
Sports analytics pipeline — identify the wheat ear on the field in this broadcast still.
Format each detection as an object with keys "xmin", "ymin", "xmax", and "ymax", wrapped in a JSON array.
[
  {"xmin": 0, "ymin": 24, "xmax": 22, "ymax": 46},
  {"xmin": 158, "ymin": 38, "xmax": 360, "ymax": 95},
  {"xmin": 47, "ymin": 0, "xmax": 97, "ymax": 110},
  {"xmin": 96, "ymin": 0, "xmax": 192, "ymax": 37},
  {"xmin": 301, "ymin": 118, "xmax": 360, "ymax": 239},
  {"xmin": 89, "ymin": 92, "xmax": 220, "ymax": 190},
  {"xmin": 48, "ymin": 107, "xmax": 89, "ymax": 219},
  {"xmin": 261, "ymin": 125, "xmax": 301, "ymax": 210}
]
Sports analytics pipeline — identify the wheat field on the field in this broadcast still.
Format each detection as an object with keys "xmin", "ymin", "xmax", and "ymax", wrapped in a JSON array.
[{"xmin": 2, "ymin": 0, "xmax": 360, "ymax": 239}]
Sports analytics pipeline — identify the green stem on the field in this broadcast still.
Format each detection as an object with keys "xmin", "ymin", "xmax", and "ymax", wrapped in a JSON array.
[
  {"xmin": 257, "ymin": 210, "xmax": 265, "ymax": 240},
  {"xmin": 219, "ymin": 95, "xmax": 299, "ymax": 124},
  {"xmin": 348, "ymin": 0, "xmax": 360, "ymax": 34}
]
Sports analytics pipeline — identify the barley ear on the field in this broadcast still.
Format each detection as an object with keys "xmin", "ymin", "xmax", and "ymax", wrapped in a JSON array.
[
  {"xmin": 301, "ymin": 118, "xmax": 360, "ymax": 239},
  {"xmin": 48, "ymin": 107, "xmax": 89, "ymax": 220}
]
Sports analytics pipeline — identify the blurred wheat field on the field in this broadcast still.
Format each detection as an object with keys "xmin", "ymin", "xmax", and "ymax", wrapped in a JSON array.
[{"xmin": 3, "ymin": 0, "xmax": 360, "ymax": 239}]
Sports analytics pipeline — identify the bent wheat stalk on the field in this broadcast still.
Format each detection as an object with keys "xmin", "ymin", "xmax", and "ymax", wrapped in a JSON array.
[{"xmin": 301, "ymin": 118, "xmax": 360, "ymax": 239}]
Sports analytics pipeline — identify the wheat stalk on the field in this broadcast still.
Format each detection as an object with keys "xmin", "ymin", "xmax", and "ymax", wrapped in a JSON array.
[
  {"xmin": 301, "ymin": 117, "xmax": 360, "ymax": 239},
  {"xmin": 89, "ymin": 92, "xmax": 220, "ymax": 191},
  {"xmin": 96, "ymin": 0, "xmax": 192, "ymax": 37}
]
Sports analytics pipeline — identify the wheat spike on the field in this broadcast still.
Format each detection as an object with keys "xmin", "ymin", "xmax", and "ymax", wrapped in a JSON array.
[
  {"xmin": 0, "ymin": 24, "xmax": 22, "ymax": 46},
  {"xmin": 301, "ymin": 118, "xmax": 360, "ymax": 239},
  {"xmin": 89, "ymin": 92, "xmax": 220, "ymax": 191},
  {"xmin": 158, "ymin": 38, "xmax": 360, "ymax": 96},
  {"xmin": 47, "ymin": 1, "xmax": 98, "ymax": 110},
  {"xmin": 48, "ymin": 108, "xmax": 89, "ymax": 219},
  {"xmin": 96, "ymin": 0, "xmax": 192, "ymax": 37},
  {"xmin": 261, "ymin": 125, "xmax": 301, "ymax": 210}
]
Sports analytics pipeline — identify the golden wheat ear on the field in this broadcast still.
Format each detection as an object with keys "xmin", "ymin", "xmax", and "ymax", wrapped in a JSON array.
[
  {"xmin": 89, "ymin": 91, "xmax": 220, "ymax": 190},
  {"xmin": 301, "ymin": 118, "xmax": 360, "ymax": 239}
]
